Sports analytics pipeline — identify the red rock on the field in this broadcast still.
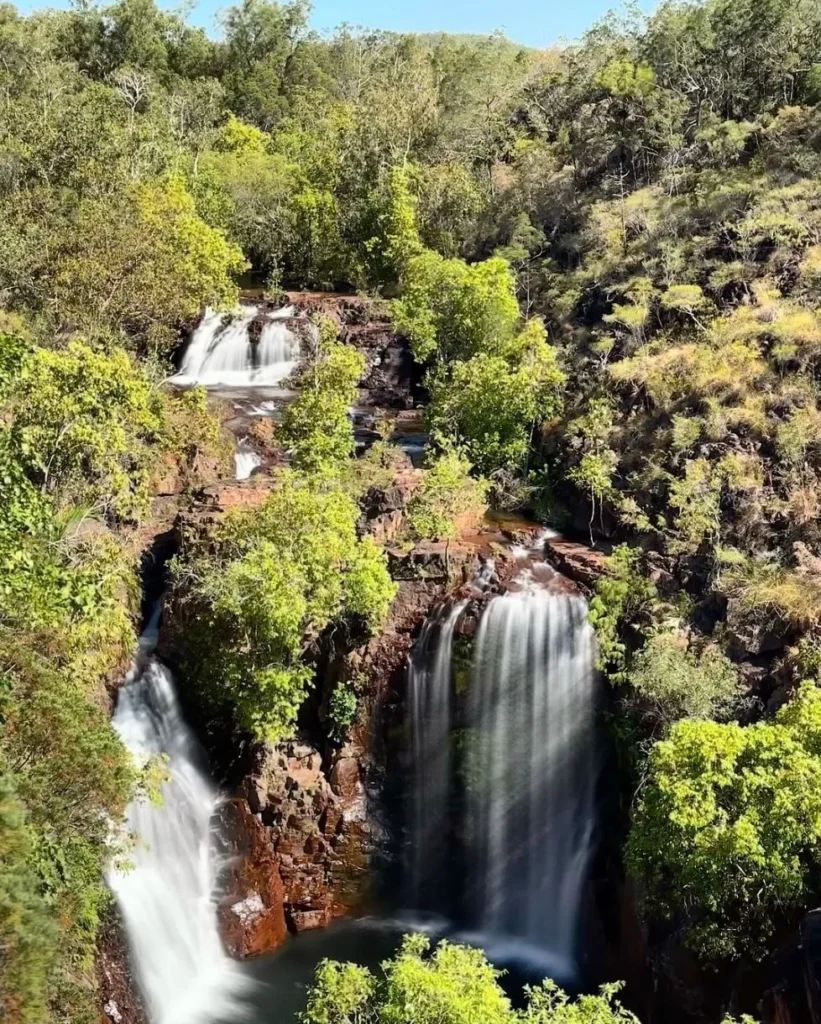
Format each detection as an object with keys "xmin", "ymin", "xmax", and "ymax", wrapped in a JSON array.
[{"xmin": 216, "ymin": 800, "xmax": 287, "ymax": 958}]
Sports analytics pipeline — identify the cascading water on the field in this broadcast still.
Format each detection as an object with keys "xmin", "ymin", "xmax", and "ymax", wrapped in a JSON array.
[
  {"xmin": 171, "ymin": 305, "xmax": 299, "ymax": 388},
  {"xmin": 406, "ymin": 568, "xmax": 597, "ymax": 981},
  {"xmin": 468, "ymin": 586, "xmax": 596, "ymax": 977},
  {"xmin": 407, "ymin": 600, "xmax": 467, "ymax": 906},
  {"xmin": 234, "ymin": 445, "xmax": 262, "ymax": 480},
  {"xmin": 109, "ymin": 651, "xmax": 247, "ymax": 1024}
]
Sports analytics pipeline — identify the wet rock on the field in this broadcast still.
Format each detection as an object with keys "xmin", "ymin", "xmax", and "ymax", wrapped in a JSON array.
[
  {"xmin": 216, "ymin": 799, "xmax": 288, "ymax": 957},
  {"xmin": 96, "ymin": 908, "xmax": 147, "ymax": 1024}
]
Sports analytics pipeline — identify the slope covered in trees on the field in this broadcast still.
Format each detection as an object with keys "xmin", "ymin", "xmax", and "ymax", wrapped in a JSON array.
[{"xmin": 2, "ymin": 0, "xmax": 821, "ymax": 1020}]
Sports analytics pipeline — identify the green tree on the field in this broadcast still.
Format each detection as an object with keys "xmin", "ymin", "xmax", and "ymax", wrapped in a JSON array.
[
  {"xmin": 168, "ymin": 470, "xmax": 396, "ymax": 740},
  {"xmin": 299, "ymin": 934, "xmax": 639, "ymax": 1024},
  {"xmin": 627, "ymin": 682, "xmax": 821, "ymax": 960},
  {"xmin": 279, "ymin": 317, "xmax": 365, "ymax": 474}
]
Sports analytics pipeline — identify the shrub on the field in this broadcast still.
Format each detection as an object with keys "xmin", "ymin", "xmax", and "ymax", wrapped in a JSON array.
[
  {"xmin": 405, "ymin": 449, "xmax": 489, "ymax": 541},
  {"xmin": 393, "ymin": 251, "xmax": 519, "ymax": 363},
  {"xmin": 629, "ymin": 632, "xmax": 740, "ymax": 727},
  {"xmin": 588, "ymin": 546, "xmax": 659, "ymax": 683},
  {"xmin": 168, "ymin": 471, "xmax": 397, "ymax": 740},
  {"xmin": 280, "ymin": 317, "xmax": 365, "ymax": 475},
  {"xmin": 299, "ymin": 934, "xmax": 639, "ymax": 1024},
  {"xmin": 627, "ymin": 683, "xmax": 821, "ymax": 960}
]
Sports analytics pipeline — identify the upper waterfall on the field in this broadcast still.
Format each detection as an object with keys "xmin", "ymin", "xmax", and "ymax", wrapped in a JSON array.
[
  {"xmin": 108, "ymin": 657, "xmax": 248, "ymax": 1024},
  {"xmin": 170, "ymin": 304, "xmax": 299, "ymax": 388}
]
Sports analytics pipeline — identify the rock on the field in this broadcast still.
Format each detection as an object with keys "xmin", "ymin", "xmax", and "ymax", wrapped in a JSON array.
[
  {"xmin": 543, "ymin": 537, "xmax": 612, "ymax": 589},
  {"xmin": 387, "ymin": 541, "xmax": 476, "ymax": 581},
  {"xmin": 96, "ymin": 909, "xmax": 147, "ymax": 1024},
  {"xmin": 216, "ymin": 800, "xmax": 287, "ymax": 957}
]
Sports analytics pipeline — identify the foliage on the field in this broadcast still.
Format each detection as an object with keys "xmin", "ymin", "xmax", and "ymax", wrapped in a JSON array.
[
  {"xmin": 627, "ymin": 683, "xmax": 821, "ymax": 960},
  {"xmin": 279, "ymin": 317, "xmax": 365, "ymax": 475},
  {"xmin": 588, "ymin": 546, "xmax": 659, "ymax": 683},
  {"xmin": 405, "ymin": 449, "xmax": 489, "ymax": 541},
  {"xmin": 426, "ymin": 319, "xmax": 564, "ymax": 476},
  {"xmin": 327, "ymin": 684, "xmax": 358, "ymax": 742},
  {"xmin": 628, "ymin": 632, "xmax": 740, "ymax": 728},
  {"xmin": 299, "ymin": 934, "xmax": 639, "ymax": 1024},
  {"xmin": 168, "ymin": 471, "xmax": 397, "ymax": 740},
  {"xmin": 1, "ymin": 335, "xmax": 163, "ymax": 521},
  {"xmin": 393, "ymin": 251, "xmax": 519, "ymax": 364},
  {"xmin": 0, "ymin": 762, "xmax": 56, "ymax": 1024}
]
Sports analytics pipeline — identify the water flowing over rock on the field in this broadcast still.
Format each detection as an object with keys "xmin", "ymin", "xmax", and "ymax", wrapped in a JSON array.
[
  {"xmin": 468, "ymin": 588, "xmax": 597, "ymax": 977},
  {"xmin": 171, "ymin": 305, "xmax": 300, "ymax": 388},
  {"xmin": 406, "ymin": 573, "xmax": 598, "ymax": 982},
  {"xmin": 408, "ymin": 600, "xmax": 467, "ymax": 905},
  {"xmin": 108, "ymin": 657, "xmax": 249, "ymax": 1024}
]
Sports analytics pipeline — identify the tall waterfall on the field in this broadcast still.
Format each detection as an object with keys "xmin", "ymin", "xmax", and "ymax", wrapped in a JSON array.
[
  {"xmin": 407, "ymin": 600, "xmax": 467, "ymax": 906},
  {"xmin": 468, "ymin": 588, "xmax": 596, "ymax": 973},
  {"xmin": 109, "ymin": 656, "xmax": 246, "ymax": 1024},
  {"xmin": 406, "ymin": 578, "xmax": 597, "ymax": 978},
  {"xmin": 171, "ymin": 305, "xmax": 299, "ymax": 388}
]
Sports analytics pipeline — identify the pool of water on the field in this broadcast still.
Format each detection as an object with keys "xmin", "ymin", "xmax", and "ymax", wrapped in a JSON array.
[{"xmin": 208, "ymin": 914, "xmax": 582, "ymax": 1024}]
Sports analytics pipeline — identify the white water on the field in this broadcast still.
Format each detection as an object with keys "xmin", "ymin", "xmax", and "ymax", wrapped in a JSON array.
[
  {"xmin": 109, "ymin": 657, "xmax": 247, "ymax": 1024},
  {"xmin": 171, "ymin": 305, "xmax": 299, "ymax": 388},
  {"xmin": 234, "ymin": 447, "xmax": 261, "ymax": 480},
  {"xmin": 469, "ymin": 588, "xmax": 596, "ymax": 971},
  {"xmin": 408, "ymin": 601, "xmax": 467, "ymax": 904}
]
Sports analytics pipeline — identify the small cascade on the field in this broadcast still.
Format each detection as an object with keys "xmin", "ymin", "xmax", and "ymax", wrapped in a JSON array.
[
  {"xmin": 407, "ymin": 600, "xmax": 467, "ymax": 906},
  {"xmin": 234, "ymin": 445, "xmax": 261, "ymax": 480},
  {"xmin": 171, "ymin": 305, "xmax": 300, "ymax": 388},
  {"xmin": 468, "ymin": 587, "xmax": 596, "ymax": 975},
  {"xmin": 109, "ymin": 655, "xmax": 247, "ymax": 1024}
]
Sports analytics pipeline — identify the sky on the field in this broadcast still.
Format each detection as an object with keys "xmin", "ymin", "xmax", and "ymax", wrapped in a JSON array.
[{"xmin": 17, "ymin": 0, "xmax": 657, "ymax": 49}]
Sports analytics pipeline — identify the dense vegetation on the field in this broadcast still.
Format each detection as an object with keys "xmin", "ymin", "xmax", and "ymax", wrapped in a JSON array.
[{"xmin": 2, "ymin": 0, "xmax": 821, "ymax": 1018}]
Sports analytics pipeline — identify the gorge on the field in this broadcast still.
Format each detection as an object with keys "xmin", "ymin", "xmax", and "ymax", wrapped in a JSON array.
[{"xmin": 7, "ymin": 4, "xmax": 821, "ymax": 1023}]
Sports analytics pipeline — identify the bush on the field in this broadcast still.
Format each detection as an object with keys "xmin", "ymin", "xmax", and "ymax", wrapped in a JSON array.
[
  {"xmin": 393, "ymin": 251, "xmax": 519, "ymax": 363},
  {"xmin": 427, "ymin": 325, "xmax": 564, "ymax": 477},
  {"xmin": 405, "ymin": 449, "xmax": 489, "ymax": 541},
  {"xmin": 280, "ymin": 317, "xmax": 365, "ymax": 475},
  {"xmin": 168, "ymin": 471, "xmax": 397, "ymax": 740},
  {"xmin": 299, "ymin": 934, "xmax": 639, "ymax": 1024},
  {"xmin": 627, "ymin": 682, "xmax": 821, "ymax": 960},
  {"xmin": 629, "ymin": 632, "xmax": 740, "ymax": 727}
]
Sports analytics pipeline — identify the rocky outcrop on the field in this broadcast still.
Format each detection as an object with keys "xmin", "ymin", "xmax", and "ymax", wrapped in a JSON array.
[
  {"xmin": 216, "ymin": 799, "xmax": 288, "ymax": 957},
  {"xmin": 543, "ymin": 536, "xmax": 612, "ymax": 590}
]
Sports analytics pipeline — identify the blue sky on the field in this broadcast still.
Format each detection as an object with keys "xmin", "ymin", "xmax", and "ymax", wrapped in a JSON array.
[{"xmin": 18, "ymin": 0, "xmax": 656, "ymax": 48}]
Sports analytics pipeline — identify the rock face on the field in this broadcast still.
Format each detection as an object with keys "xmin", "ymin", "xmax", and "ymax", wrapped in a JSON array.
[
  {"xmin": 543, "ymin": 536, "xmax": 612, "ymax": 590},
  {"xmin": 237, "ymin": 740, "xmax": 369, "ymax": 932},
  {"xmin": 217, "ymin": 799, "xmax": 288, "ymax": 957},
  {"xmin": 96, "ymin": 910, "xmax": 147, "ymax": 1024}
]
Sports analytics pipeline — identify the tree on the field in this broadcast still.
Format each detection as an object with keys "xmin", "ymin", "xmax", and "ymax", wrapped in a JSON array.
[
  {"xmin": 279, "ymin": 318, "xmax": 365, "ymax": 474},
  {"xmin": 627, "ymin": 683, "xmax": 821, "ymax": 960},
  {"xmin": 393, "ymin": 251, "xmax": 519, "ymax": 363},
  {"xmin": 168, "ymin": 471, "xmax": 396, "ymax": 740},
  {"xmin": 50, "ymin": 175, "xmax": 245, "ymax": 351},
  {"xmin": 299, "ymin": 934, "xmax": 639, "ymax": 1024}
]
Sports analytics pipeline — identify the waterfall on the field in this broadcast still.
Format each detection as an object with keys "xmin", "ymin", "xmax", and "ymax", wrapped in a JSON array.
[
  {"xmin": 109, "ymin": 656, "xmax": 247, "ymax": 1024},
  {"xmin": 468, "ymin": 588, "xmax": 596, "ymax": 974},
  {"xmin": 170, "ymin": 305, "xmax": 299, "ymax": 388},
  {"xmin": 234, "ymin": 446, "xmax": 261, "ymax": 480},
  {"xmin": 406, "ymin": 578, "xmax": 597, "ymax": 980},
  {"xmin": 407, "ymin": 600, "xmax": 467, "ymax": 907}
]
